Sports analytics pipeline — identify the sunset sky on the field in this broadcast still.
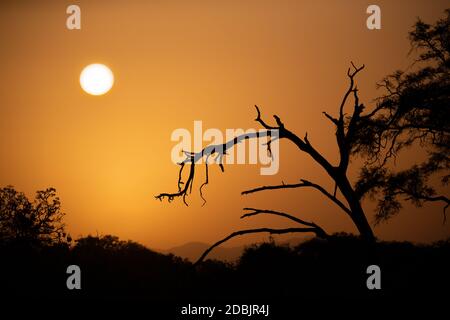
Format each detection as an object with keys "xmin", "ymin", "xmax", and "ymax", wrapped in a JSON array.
[{"xmin": 0, "ymin": 0, "xmax": 448, "ymax": 250}]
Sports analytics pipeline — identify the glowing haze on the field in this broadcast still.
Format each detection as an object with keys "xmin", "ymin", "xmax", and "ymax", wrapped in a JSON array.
[{"xmin": 0, "ymin": 0, "xmax": 448, "ymax": 250}]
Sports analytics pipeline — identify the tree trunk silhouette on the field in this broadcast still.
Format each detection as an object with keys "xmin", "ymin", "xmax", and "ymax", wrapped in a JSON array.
[{"xmin": 337, "ymin": 175, "xmax": 375, "ymax": 241}]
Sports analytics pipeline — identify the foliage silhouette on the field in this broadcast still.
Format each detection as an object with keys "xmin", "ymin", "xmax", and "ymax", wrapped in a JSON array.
[
  {"xmin": 1, "ymin": 230, "xmax": 450, "ymax": 301},
  {"xmin": 353, "ymin": 10, "xmax": 450, "ymax": 223},
  {"xmin": 0, "ymin": 186, "xmax": 66, "ymax": 247},
  {"xmin": 0, "ymin": 188, "xmax": 448, "ymax": 301}
]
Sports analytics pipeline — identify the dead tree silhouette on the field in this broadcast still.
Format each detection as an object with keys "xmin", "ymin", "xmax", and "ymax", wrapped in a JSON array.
[{"xmin": 157, "ymin": 63, "xmax": 380, "ymax": 264}]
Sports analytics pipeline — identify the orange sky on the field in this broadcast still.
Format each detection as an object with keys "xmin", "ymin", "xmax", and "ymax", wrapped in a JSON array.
[{"xmin": 0, "ymin": 0, "xmax": 449, "ymax": 249}]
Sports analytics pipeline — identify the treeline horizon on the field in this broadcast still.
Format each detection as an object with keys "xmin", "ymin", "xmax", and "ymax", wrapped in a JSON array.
[{"xmin": 2, "ymin": 226, "xmax": 450, "ymax": 300}]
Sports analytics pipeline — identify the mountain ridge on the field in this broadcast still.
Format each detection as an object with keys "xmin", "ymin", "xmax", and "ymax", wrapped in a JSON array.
[{"xmin": 161, "ymin": 237, "xmax": 309, "ymax": 262}]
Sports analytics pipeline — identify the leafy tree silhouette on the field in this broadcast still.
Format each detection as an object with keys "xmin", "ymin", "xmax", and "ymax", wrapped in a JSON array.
[
  {"xmin": 0, "ymin": 186, "xmax": 67, "ymax": 246},
  {"xmin": 156, "ymin": 10, "xmax": 450, "ymax": 265},
  {"xmin": 352, "ymin": 10, "xmax": 449, "ymax": 224}
]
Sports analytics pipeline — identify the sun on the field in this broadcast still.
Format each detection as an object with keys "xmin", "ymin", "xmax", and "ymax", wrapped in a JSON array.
[{"xmin": 80, "ymin": 64, "xmax": 114, "ymax": 95}]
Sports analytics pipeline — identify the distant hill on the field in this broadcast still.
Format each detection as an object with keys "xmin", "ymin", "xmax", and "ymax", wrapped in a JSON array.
[{"xmin": 163, "ymin": 237, "xmax": 309, "ymax": 262}]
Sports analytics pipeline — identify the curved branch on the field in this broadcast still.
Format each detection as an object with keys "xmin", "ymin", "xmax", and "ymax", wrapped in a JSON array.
[
  {"xmin": 241, "ymin": 181, "xmax": 304, "ymax": 194},
  {"xmin": 406, "ymin": 193, "xmax": 449, "ymax": 224},
  {"xmin": 255, "ymin": 105, "xmax": 277, "ymax": 129},
  {"xmin": 155, "ymin": 158, "xmax": 196, "ymax": 206},
  {"xmin": 241, "ymin": 208, "xmax": 328, "ymax": 237},
  {"xmin": 323, "ymin": 111, "xmax": 339, "ymax": 125},
  {"xmin": 256, "ymin": 105, "xmax": 336, "ymax": 178},
  {"xmin": 242, "ymin": 179, "xmax": 352, "ymax": 216},
  {"xmin": 194, "ymin": 227, "xmax": 326, "ymax": 266},
  {"xmin": 177, "ymin": 163, "xmax": 185, "ymax": 192},
  {"xmin": 199, "ymin": 163, "xmax": 209, "ymax": 206},
  {"xmin": 444, "ymin": 203, "xmax": 449, "ymax": 225}
]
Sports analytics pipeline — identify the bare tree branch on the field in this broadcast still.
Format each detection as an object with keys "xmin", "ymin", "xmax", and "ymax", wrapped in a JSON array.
[
  {"xmin": 242, "ymin": 179, "xmax": 352, "ymax": 216},
  {"xmin": 323, "ymin": 112, "xmax": 339, "ymax": 125},
  {"xmin": 256, "ymin": 105, "xmax": 337, "ymax": 179},
  {"xmin": 400, "ymin": 191, "xmax": 450, "ymax": 224},
  {"xmin": 155, "ymin": 129, "xmax": 274, "ymax": 205},
  {"xmin": 155, "ymin": 157, "xmax": 196, "ymax": 206},
  {"xmin": 199, "ymin": 162, "xmax": 209, "ymax": 207},
  {"xmin": 338, "ymin": 64, "xmax": 365, "ymax": 171},
  {"xmin": 444, "ymin": 204, "xmax": 449, "ymax": 224},
  {"xmin": 156, "ymin": 103, "xmax": 341, "ymax": 205},
  {"xmin": 194, "ymin": 227, "xmax": 326, "ymax": 266},
  {"xmin": 241, "ymin": 208, "xmax": 328, "ymax": 237},
  {"xmin": 255, "ymin": 105, "xmax": 277, "ymax": 130},
  {"xmin": 157, "ymin": 103, "xmax": 338, "ymax": 205}
]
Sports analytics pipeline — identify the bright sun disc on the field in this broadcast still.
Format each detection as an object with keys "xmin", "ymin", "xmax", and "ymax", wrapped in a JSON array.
[{"xmin": 80, "ymin": 64, "xmax": 114, "ymax": 95}]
